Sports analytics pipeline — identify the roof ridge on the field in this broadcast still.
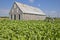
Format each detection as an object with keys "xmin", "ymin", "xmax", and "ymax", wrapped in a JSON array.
[{"xmin": 15, "ymin": 1, "xmax": 39, "ymax": 9}]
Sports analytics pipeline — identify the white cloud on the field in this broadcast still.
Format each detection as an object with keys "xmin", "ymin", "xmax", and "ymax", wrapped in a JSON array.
[
  {"xmin": 50, "ymin": 11, "xmax": 56, "ymax": 13},
  {"xmin": 0, "ymin": 9, "xmax": 9, "ymax": 16},
  {"xmin": 29, "ymin": 0, "xmax": 35, "ymax": 3},
  {"xmin": 0, "ymin": 9, "xmax": 9, "ymax": 13},
  {"xmin": 38, "ymin": 4, "xmax": 40, "ymax": 7},
  {"xmin": 45, "ymin": 10, "xmax": 59, "ymax": 17},
  {"xmin": 50, "ymin": 11, "xmax": 57, "ymax": 17}
]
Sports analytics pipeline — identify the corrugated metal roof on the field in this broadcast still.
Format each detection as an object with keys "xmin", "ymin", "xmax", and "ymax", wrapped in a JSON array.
[{"xmin": 15, "ymin": 2, "xmax": 46, "ymax": 15}]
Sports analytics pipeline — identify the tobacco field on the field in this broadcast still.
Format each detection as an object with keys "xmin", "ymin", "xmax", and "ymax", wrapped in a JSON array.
[{"xmin": 0, "ymin": 19, "xmax": 60, "ymax": 40}]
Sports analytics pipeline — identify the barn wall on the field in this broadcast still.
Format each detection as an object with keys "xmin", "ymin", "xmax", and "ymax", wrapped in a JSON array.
[
  {"xmin": 22, "ymin": 13, "xmax": 46, "ymax": 20},
  {"xmin": 9, "ymin": 3, "xmax": 23, "ymax": 20}
]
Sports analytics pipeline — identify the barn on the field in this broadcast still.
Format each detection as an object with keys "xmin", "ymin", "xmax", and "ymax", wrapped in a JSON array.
[{"xmin": 9, "ymin": 2, "xmax": 46, "ymax": 20}]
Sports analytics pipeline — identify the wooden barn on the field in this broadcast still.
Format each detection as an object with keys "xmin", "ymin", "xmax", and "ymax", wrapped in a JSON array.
[{"xmin": 9, "ymin": 2, "xmax": 46, "ymax": 20}]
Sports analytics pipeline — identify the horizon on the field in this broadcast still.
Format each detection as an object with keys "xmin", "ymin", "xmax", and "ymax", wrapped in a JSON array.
[{"xmin": 0, "ymin": 0, "xmax": 60, "ymax": 18}]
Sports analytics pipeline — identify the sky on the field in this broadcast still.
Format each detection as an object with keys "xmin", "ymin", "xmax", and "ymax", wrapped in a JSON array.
[{"xmin": 0, "ymin": 0, "xmax": 60, "ymax": 17}]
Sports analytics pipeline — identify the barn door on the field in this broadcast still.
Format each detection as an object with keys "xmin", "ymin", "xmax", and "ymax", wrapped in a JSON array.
[
  {"xmin": 19, "ymin": 14, "xmax": 20, "ymax": 20},
  {"xmin": 14, "ymin": 14, "xmax": 16, "ymax": 20},
  {"xmin": 11, "ymin": 14, "xmax": 12, "ymax": 20}
]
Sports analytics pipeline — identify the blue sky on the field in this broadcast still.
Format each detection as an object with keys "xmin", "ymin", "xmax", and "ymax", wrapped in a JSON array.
[{"xmin": 0, "ymin": 0, "xmax": 60, "ymax": 17}]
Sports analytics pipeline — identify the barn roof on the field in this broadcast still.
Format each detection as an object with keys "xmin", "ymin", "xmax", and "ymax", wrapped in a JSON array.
[{"xmin": 15, "ymin": 2, "xmax": 46, "ymax": 15}]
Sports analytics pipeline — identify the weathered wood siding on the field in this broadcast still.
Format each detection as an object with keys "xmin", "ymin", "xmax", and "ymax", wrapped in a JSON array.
[{"xmin": 22, "ymin": 13, "xmax": 46, "ymax": 20}]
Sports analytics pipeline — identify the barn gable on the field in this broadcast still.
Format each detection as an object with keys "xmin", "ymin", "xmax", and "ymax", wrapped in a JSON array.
[{"xmin": 9, "ymin": 2, "xmax": 23, "ymax": 20}]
